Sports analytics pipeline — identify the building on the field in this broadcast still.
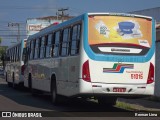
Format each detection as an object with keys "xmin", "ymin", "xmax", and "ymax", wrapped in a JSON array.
[
  {"xmin": 26, "ymin": 16, "xmax": 74, "ymax": 37},
  {"xmin": 157, "ymin": 23, "xmax": 160, "ymax": 41},
  {"xmin": 130, "ymin": 7, "xmax": 160, "ymax": 97},
  {"xmin": 130, "ymin": 7, "xmax": 160, "ymax": 41},
  {"xmin": 130, "ymin": 7, "xmax": 160, "ymax": 22}
]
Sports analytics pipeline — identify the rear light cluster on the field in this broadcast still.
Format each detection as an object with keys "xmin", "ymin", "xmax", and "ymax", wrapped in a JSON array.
[
  {"xmin": 82, "ymin": 60, "xmax": 91, "ymax": 82},
  {"xmin": 147, "ymin": 62, "xmax": 154, "ymax": 84}
]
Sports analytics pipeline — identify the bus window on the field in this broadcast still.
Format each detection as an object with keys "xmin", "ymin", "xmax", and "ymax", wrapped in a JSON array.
[
  {"xmin": 44, "ymin": 35, "xmax": 48, "ymax": 58},
  {"xmin": 34, "ymin": 39, "xmax": 39, "ymax": 59},
  {"xmin": 37, "ymin": 38, "xmax": 42, "ymax": 58},
  {"xmin": 53, "ymin": 31, "xmax": 60, "ymax": 57},
  {"xmin": 61, "ymin": 28, "xmax": 70, "ymax": 56},
  {"xmin": 71, "ymin": 24, "xmax": 81, "ymax": 55},
  {"xmin": 18, "ymin": 45, "xmax": 20, "ymax": 61},
  {"xmin": 28, "ymin": 41, "xmax": 31, "ymax": 60},
  {"xmin": 40, "ymin": 37, "xmax": 45, "ymax": 58},
  {"xmin": 17, "ymin": 45, "xmax": 19, "ymax": 61},
  {"xmin": 23, "ymin": 41, "xmax": 30, "ymax": 63},
  {"xmin": 10, "ymin": 49, "xmax": 12, "ymax": 62},
  {"xmin": 16, "ymin": 46, "xmax": 18, "ymax": 61},
  {"xmin": 30, "ymin": 40, "xmax": 35, "ymax": 60},
  {"xmin": 13, "ymin": 47, "xmax": 16, "ymax": 62},
  {"xmin": 46, "ymin": 34, "xmax": 53, "ymax": 58}
]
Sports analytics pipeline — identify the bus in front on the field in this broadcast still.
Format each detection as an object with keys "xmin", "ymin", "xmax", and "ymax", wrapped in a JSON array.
[{"xmin": 80, "ymin": 13, "xmax": 155, "ymax": 105}]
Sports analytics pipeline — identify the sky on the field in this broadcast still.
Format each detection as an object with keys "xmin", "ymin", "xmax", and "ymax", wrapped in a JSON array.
[{"xmin": 0, "ymin": 0, "xmax": 160, "ymax": 46}]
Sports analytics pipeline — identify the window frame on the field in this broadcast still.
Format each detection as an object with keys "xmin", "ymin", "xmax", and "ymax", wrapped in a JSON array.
[
  {"xmin": 60, "ymin": 27, "xmax": 71, "ymax": 57},
  {"xmin": 70, "ymin": 23, "xmax": 82, "ymax": 56},
  {"xmin": 46, "ymin": 33, "xmax": 54, "ymax": 58},
  {"xmin": 52, "ymin": 30, "xmax": 61, "ymax": 57}
]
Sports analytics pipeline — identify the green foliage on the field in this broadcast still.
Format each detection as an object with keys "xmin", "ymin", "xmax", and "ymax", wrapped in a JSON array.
[
  {"xmin": 116, "ymin": 101, "xmax": 135, "ymax": 110},
  {"xmin": 0, "ymin": 46, "xmax": 7, "ymax": 60},
  {"xmin": 0, "ymin": 37, "xmax": 1, "ymax": 44},
  {"xmin": 0, "ymin": 37, "xmax": 7, "ymax": 60}
]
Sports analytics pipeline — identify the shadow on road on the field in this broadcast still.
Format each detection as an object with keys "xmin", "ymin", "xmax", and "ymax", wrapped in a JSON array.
[{"xmin": 0, "ymin": 82, "xmax": 131, "ymax": 112}]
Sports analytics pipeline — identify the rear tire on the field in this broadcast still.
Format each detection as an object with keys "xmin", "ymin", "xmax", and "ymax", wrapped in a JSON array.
[
  {"xmin": 28, "ymin": 74, "xmax": 32, "ymax": 91},
  {"xmin": 8, "ymin": 82, "xmax": 12, "ymax": 87},
  {"xmin": 5, "ymin": 72, "xmax": 8, "ymax": 82},
  {"xmin": 51, "ymin": 76, "xmax": 59, "ymax": 105},
  {"xmin": 7, "ymin": 72, "xmax": 13, "ymax": 87},
  {"xmin": 98, "ymin": 97, "xmax": 117, "ymax": 106},
  {"xmin": 28, "ymin": 74, "xmax": 38, "ymax": 95}
]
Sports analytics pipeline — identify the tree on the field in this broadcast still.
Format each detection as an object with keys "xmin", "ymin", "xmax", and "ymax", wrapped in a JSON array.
[
  {"xmin": 0, "ymin": 37, "xmax": 1, "ymax": 45},
  {"xmin": 0, "ymin": 37, "xmax": 4, "ymax": 57},
  {"xmin": 0, "ymin": 46, "xmax": 7, "ymax": 67}
]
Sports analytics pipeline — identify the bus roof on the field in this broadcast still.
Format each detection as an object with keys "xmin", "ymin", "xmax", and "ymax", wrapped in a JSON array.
[
  {"xmin": 88, "ymin": 13, "xmax": 152, "ymax": 19},
  {"xmin": 27, "ymin": 14, "xmax": 84, "ymax": 41},
  {"xmin": 27, "ymin": 12, "xmax": 153, "ymax": 41},
  {"xmin": 6, "ymin": 39, "xmax": 25, "ymax": 50}
]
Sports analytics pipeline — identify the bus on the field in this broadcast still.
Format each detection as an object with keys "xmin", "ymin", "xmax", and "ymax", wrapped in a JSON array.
[
  {"xmin": 23, "ymin": 13, "xmax": 155, "ymax": 105},
  {"xmin": 5, "ymin": 39, "xmax": 26, "ymax": 87}
]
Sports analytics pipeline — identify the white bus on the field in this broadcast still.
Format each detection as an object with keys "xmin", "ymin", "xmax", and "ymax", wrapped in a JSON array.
[
  {"xmin": 5, "ymin": 39, "xmax": 26, "ymax": 87},
  {"xmin": 23, "ymin": 13, "xmax": 155, "ymax": 105}
]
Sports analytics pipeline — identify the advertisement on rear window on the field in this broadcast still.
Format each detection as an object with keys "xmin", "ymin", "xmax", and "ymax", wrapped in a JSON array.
[{"xmin": 88, "ymin": 16, "xmax": 152, "ymax": 55}]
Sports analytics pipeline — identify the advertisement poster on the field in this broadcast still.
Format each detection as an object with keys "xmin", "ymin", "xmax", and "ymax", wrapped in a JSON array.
[{"xmin": 88, "ymin": 16, "xmax": 152, "ymax": 48}]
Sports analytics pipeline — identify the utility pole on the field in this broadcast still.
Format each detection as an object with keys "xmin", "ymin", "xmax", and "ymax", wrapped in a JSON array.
[
  {"xmin": 8, "ymin": 23, "xmax": 20, "ymax": 42},
  {"xmin": 58, "ymin": 8, "xmax": 69, "ymax": 22},
  {"xmin": 56, "ymin": 11, "xmax": 59, "ymax": 20}
]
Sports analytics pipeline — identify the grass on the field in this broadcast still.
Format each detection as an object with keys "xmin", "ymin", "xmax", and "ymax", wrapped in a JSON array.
[
  {"xmin": 116, "ymin": 101, "xmax": 160, "ymax": 111},
  {"xmin": 116, "ymin": 101, "xmax": 135, "ymax": 111}
]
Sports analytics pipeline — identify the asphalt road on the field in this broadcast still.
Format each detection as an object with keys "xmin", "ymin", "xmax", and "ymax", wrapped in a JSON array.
[
  {"xmin": 0, "ymin": 75, "xmax": 128, "ymax": 110},
  {"xmin": 0, "ymin": 75, "xmax": 159, "ymax": 119}
]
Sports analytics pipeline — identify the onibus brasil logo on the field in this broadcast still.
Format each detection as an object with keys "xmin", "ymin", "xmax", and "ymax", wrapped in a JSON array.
[{"xmin": 103, "ymin": 63, "xmax": 134, "ymax": 73}]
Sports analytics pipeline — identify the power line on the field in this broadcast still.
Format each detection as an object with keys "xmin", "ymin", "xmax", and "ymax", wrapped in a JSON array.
[
  {"xmin": 0, "ymin": 30, "xmax": 27, "ymax": 32},
  {"xmin": 0, "ymin": 21, "xmax": 26, "ymax": 24},
  {"xmin": 0, "ymin": 6, "xmax": 58, "ymax": 10},
  {"xmin": 0, "ymin": 35, "xmax": 27, "ymax": 36},
  {"xmin": 8, "ymin": 23, "xmax": 24, "ymax": 42}
]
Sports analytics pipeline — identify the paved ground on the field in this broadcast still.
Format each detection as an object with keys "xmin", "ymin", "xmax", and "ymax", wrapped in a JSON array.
[
  {"xmin": 0, "ymin": 75, "xmax": 160, "ymax": 119},
  {"xmin": 119, "ymin": 97, "xmax": 160, "ymax": 111},
  {"xmin": 0, "ymin": 75, "xmax": 128, "ymax": 113}
]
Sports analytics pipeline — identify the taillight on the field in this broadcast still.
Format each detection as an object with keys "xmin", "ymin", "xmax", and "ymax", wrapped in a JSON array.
[
  {"xmin": 21, "ymin": 65, "xmax": 25, "ymax": 75},
  {"xmin": 147, "ymin": 62, "xmax": 154, "ymax": 84},
  {"xmin": 82, "ymin": 60, "xmax": 91, "ymax": 82}
]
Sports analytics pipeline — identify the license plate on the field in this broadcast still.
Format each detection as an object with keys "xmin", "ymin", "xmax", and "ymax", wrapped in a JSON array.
[{"xmin": 113, "ymin": 88, "xmax": 126, "ymax": 92}]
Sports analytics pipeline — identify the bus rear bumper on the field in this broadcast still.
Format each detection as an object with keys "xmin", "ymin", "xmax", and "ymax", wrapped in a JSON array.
[
  {"xmin": 91, "ymin": 82, "xmax": 154, "ymax": 96},
  {"xmin": 79, "ymin": 79, "xmax": 154, "ymax": 98}
]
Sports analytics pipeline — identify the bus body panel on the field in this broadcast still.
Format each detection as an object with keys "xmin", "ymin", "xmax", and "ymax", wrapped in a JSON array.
[
  {"xmin": 24, "ymin": 56, "xmax": 81, "ymax": 96},
  {"xmin": 89, "ymin": 60, "xmax": 149, "ymax": 84},
  {"xmin": 24, "ymin": 18, "xmax": 84, "ymax": 97},
  {"xmin": 5, "ymin": 39, "xmax": 26, "ymax": 85},
  {"xmin": 23, "ymin": 13, "xmax": 155, "ymax": 99},
  {"xmin": 79, "ymin": 13, "xmax": 155, "ymax": 97}
]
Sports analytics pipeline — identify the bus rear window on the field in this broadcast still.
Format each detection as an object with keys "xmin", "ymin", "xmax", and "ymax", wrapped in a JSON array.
[{"xmin": 88, "ymin": 15, "xmax": 152, "ymax": 56}]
